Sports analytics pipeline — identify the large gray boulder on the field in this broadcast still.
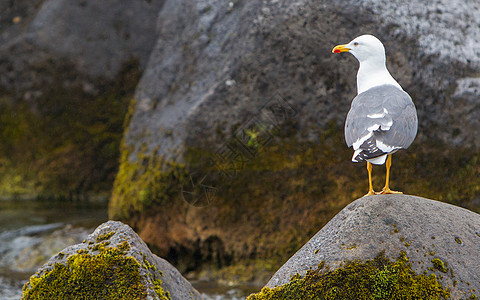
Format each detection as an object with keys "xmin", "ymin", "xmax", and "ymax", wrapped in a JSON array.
[
  {"xmin": 126, "ymin": 0, "xmax": 480, "ymax": 160},
  {"xmin": 22, "ymin": 221, "xmax": 201, "ymax": 300},
  {"xmin": 267, "ymin": 194, "xmax": 480, "ymax": 299}
]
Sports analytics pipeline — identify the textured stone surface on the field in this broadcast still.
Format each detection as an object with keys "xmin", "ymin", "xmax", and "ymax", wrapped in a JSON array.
[
  {"xmin": 24, "ymin": 221, "xmax": 201, "ymax": 300},
  {"xmin": 267, "ymin": 194, "xmax": 480, "ymax": 299},
  {"xmin": 126, "ymin": 0, "xmax": 480, "ymax": 160}
]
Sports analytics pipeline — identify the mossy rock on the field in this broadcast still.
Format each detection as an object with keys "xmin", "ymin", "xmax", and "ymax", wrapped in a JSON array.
[
  {"xmin": 22, "ymin": 221, "xmax": 201, "ymax": 300},
  {"xmin": 0, "ymin": 59, "xmax": 141, "ymax": 199},
  {"xmin": 266, "ymin": 195, "xmax": 480, "ymax": 299},
  {"xmin": 248, "ymin": 251, "xmax": 450, "ymax": 299}
]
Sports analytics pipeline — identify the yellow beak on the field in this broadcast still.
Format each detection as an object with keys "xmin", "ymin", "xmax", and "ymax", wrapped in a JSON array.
[{"xmin": 332, "ymin": 44, "xmax": 350, "ymax": 53}]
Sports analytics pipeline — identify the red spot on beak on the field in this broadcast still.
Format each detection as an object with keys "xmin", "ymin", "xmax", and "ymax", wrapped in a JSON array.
[{"xmin": 332, "ymin": 44, "xmax": 349, "ymax": 54}]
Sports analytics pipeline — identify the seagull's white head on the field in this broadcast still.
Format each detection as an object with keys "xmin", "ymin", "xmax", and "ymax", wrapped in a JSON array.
[
  {"xmin": 332, "ymin": 34, "xmax": 402, "ymax": 94},
  {"xmin": 332, "ymin": 34, "xmax": 386, "ymax": 64}
]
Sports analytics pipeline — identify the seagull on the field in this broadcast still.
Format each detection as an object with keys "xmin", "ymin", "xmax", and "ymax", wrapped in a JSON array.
[{"xmin": 332, "ymin": 35, "xmax": 418, "ymax": 196}]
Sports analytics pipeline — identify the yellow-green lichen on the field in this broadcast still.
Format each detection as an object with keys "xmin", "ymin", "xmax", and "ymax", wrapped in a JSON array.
[
  {"xmin": 153, "ymin": 279, "xmax": 170, "ymax": 299},
  {"xmin": 247, "ymin": 251, "xmax": 450, "ymax": 300},
  {"xmin": 96, "ymin": 231, "xmax": 116, "ymax": 242},
  {"xmin": 91, "ymin": 241, "xmax": 110, "ymax": 252},
  {"xmin": 22, "ymin": 244, "xmax": 169, "ymax": 300},
  {"xmin": 76, "ymin": 249, "xmax": 88, "ymax": 254},
  {"xmin": 143, "ymin": 254, "xmax": 158, "ymax": 272},
  {"xmin": 118, "ymin": 240, "xmax": 131, "ymax": 251},
  {"xmin": 432, "ymin": 258, "xmax": 448, "ymax": 273},
  {"xmin": 317, "ymin": 261, "xmax": 325, "ymax": 270}
]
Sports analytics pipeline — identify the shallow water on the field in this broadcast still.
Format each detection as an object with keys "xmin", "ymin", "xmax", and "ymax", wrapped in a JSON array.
[
  {"xmin": 194, "ymin": 280, "xmax": 261, "ymax": 299},
  {"xmin": 0, "ymin": 198, "xmax": 259, "ymax": 299},
  {"xmin": 0, "ymin": 198, "xmax": 108, "ymax": 299}
]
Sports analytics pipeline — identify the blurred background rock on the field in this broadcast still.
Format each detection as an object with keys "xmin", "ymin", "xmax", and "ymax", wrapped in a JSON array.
[{"xmin": 0, "ymin": 0, "xmax": 164, "ymax": 199}]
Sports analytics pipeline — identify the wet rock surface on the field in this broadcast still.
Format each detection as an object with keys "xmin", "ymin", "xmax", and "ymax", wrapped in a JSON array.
[{"xmin": 267, "ymin": 194, "xmax": 480, "ymax": 299}]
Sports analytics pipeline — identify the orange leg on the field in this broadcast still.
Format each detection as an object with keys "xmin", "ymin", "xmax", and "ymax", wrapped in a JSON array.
[
  {"xmin": 378, "ymin": 155, "xmax": 402, "ymax": 194},
  {"xmin": 364, "ymin": 162, "xmax": 376, "ymax": 196}
]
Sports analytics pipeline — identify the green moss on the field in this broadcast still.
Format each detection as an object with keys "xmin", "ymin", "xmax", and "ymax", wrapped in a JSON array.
[
  {"xmin": 153, "ymin": 279, "xmax": 170, "ymax": 300},
  {"xmin": 143, "ymin": 254, "xmax": 157, "ymax": 271},
  {"xmin": 109, "ymin": 142, "xmax": 188, "ymax": 219},
  {"xmin": 76, "ymin": 249, "xmax": 88, "ymax": 254},
  {"xmin": 91, "ymin": 241, "xmax": 110, "ymax": 252},
  {"xmin": 0, "ymin": 59, "xmax": 141, "ymax": 199},
  {"xmin": 118, "ymin": 240, "xmax": 131, "ymax": 251},
  {"xmin": 247, "ymin": 252, "xmax": 450, "ymax": 300},
  {"xmin": 432, "ymin": 258, "xmax": 448, "ymax": 273},
  {"xmin": 96, "ymin": 230, "xmax": 116, "ymax": 242},
  {"xmin": 22, "ymin": 244, "xmax": 169, "ymax": 300}
]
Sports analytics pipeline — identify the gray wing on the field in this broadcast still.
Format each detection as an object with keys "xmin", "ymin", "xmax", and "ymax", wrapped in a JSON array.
[{"xmin": 345, "ymin": 85, "xmax": 417, "ymax": 161}]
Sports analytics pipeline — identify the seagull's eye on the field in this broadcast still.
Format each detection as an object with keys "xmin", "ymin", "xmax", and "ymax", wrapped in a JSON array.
[{"xmin": 354, "ymin": 42, "xmax": 359, "ymax": 46}]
